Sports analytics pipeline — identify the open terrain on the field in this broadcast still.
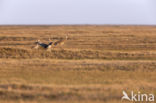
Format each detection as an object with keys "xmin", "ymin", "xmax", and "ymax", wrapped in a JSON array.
[{"xmin": 0, "ymin": 25, "xmax": 156, "ymax": 103}]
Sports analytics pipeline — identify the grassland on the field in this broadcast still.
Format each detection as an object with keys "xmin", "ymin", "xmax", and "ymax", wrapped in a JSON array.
[{"xmin": 0, "ymin": 25, "xmax": 156, "ymax": 103}]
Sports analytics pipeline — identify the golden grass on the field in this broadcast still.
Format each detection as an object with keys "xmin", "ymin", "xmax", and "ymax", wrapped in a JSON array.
[
  {"xmin": 0, "ymin": 47, "xmax": 156, "ymax": 60},
  {"xmin": 0, "ymin": 25, "xmax": 156, "ymax": 103}
]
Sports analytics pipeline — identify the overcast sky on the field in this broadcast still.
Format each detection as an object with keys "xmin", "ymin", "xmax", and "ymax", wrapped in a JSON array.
[{"xmin": 0, "ymin": 0, "xmax": 156, "ymax": 25}]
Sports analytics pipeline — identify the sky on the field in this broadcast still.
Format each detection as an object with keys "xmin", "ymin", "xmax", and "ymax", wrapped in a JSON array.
[{"xmin": 0, "ymin": 0, "xmax": 156, "ymax": 25}]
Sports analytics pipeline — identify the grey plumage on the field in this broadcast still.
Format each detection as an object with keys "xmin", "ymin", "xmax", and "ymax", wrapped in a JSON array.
[
  {"xmin": 34, "ymin": 34, "xmax": 69, "ymax": 50},
  {"xmin": 34, "ymin": 40, "xmax": 53, "ymax": 49}
]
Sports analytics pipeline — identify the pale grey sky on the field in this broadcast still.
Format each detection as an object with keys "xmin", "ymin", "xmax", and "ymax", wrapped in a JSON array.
[{"xmin": 0, "ymin": 0, "xmax": 156, "ymax": 25}]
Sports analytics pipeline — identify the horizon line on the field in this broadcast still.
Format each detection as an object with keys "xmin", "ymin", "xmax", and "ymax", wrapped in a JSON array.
[{"xmin": 0, "ymin": 24, "xmax": 156, "ymax": 26}]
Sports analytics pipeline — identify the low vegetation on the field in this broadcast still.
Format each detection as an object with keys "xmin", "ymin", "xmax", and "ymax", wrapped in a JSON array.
[{"xmin": 0, "ymin": 25, "xmax": 156, "ymax": 103}]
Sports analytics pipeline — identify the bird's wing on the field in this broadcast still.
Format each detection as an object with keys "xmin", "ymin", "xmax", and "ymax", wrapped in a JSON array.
[{"xmin": 48, "ymin": 42, "xmax": 53, "ymax": 45}]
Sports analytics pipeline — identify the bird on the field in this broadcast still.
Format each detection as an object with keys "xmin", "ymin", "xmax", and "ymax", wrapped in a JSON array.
[
  {"xmin": 53, "ymin": 34, "xmax": 68, "ymax": 46},
  {"xmin": 34, "ymin": 40, "xmax": 53, "ymax": 50}
]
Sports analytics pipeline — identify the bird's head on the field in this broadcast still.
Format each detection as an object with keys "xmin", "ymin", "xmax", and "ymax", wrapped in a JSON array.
[{"xmin": 35, "ymin": 40, "xmax": 40, "ymax": 44}]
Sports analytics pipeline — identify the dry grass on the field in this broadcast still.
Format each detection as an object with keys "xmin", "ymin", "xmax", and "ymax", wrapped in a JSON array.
[
  {"xmin": 0, "ymin": 47, "xmax": 156, "ymax": 60},
  {"xmin": 0, "ymin": 25, "xmax": 156, "ymax": 103}
]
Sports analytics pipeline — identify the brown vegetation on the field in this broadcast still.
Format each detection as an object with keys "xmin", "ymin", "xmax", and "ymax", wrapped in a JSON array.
[{"xmin": 0, "ymin": 25, "xmax": 156, "ymax": 103}]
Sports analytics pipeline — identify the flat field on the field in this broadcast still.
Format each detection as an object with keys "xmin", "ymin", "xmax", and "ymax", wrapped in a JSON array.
[{"xmin": 0, "ymin": 25, "xmax": 156, "ymax": 103}]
